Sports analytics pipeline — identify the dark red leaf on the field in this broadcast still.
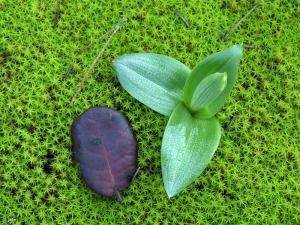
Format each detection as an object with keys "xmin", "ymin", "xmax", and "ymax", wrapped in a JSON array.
[{"xmin": 71, "ymin": 107, "xmax": 137, "ymax": 199}]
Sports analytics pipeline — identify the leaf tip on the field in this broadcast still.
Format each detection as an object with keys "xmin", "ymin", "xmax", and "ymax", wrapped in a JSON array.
[
  {"xmin": 166, "ymin": 189, "xmax": 177, "ymax": 198},
  {"xmin": 234, "ymin": 44, "xmax": 243, "ymax": 55}
]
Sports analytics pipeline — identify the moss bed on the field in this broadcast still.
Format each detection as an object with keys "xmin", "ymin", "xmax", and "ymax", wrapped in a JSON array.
[{"xmin": 0, "ymin": 0, "xmax": 299, "ymax": 224}]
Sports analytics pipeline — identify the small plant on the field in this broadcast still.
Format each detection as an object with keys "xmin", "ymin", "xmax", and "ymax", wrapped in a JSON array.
[{"xmin": 114, "ymin": 45, "xmax": 243, "ymax": 197}]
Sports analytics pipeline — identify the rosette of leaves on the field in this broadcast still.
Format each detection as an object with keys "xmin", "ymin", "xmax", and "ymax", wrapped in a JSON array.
[{"xmin": 114, "ymin": 45, "xmax": 243, "ymax": 197}]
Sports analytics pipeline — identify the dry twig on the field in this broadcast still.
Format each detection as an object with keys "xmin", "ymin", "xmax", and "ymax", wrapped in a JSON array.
[
  {"xmin": 62, "ymin": 64, "xmax": 73, "ymax": 82},
  {"xmin": 210, "ymin": 25, "xmax": 225, "ymax": 35},
  {"xmin": 172, "ymin": 9, "xmax": 190, "ymax": 28},
  {"xmin": 225, "ymin": 114, "xmax": 238, "ymax": 131},
  {"xmin": 76, "ymin": 28, "xmax": 115, "ymax": 55},
  {"xmin": 149, "ymin": 167, "xmax": 161, "ymax": 174},
  {"xmin": 243, "ymin": 44, "xmax": 265, "ymax": 50},
  {"xmin": 221, "ymin": 0, "xmax": 263, "ymax": 42},
  {"xmin": 114, "ymin": 187, "xmax": 122, "ymax": 202},
  {"xmin": 69, "ymin": 18, "xmax": 128, "ymax": 107},
  {"xmin": 131, "ymin": 166, "xmax": 141, "ymax": 183},
  {"xmin": 53, "ymin": 0, "xmax": 61, "ymax": 27}
]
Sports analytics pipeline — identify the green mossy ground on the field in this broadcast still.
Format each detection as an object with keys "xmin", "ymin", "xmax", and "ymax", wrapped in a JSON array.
[{"xmin": 0, "ymin": 0, "xmax": 299, "ymax": 224}]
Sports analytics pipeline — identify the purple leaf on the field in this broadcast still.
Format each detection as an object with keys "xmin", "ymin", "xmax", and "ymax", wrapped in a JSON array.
[{"xmin": 71, "ymin": 107, "xmax": 137, "ymax": 200}]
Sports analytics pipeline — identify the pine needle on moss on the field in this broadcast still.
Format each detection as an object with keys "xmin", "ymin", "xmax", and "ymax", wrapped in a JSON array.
[{"xmin": 69, "ymin": 18, "xmax": 128, "ymax": 107}]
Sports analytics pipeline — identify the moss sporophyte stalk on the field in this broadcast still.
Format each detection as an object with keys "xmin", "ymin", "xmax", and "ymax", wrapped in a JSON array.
[{"xmin": 114, "ymin": 45, "xmax": 243, "ymax": 197}]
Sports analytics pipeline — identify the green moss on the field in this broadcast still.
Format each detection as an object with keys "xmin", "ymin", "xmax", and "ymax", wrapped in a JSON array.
[{"xmin": 0, "ymin": 0, "xmax": 299, "ymax": 224}]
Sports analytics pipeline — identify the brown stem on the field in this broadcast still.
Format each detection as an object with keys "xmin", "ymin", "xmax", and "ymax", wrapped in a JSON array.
[
  {"xmin": 131, "ymin": 167, "xmax": 141, "ymax": 183},
  {"xmin": 225, "ymin": 113, "xmax": 238, "ymax": 132},
  {"xmin": 53, "ymin": 0, "xmax": 61, "ymax": 27},
  {"xmin": 221, "ymin": 0, "xmax": 263, "ymax": 42},
  {"xmin": 172, "ymin": 9, "xmax": 189, "ymax": 28},
  {"xmin": 76, "ymin": 28, "xmax": 115, "ymax": 55},
  {"xmin": 114, "ymin": 187, "xmax": 122, "ymax": 202},
  {"xmin": 62, "ymin": 64, "xmax": 73, "ymax": 82},
  {"xmin": 69, "ymin": 18, "xmax": 128, "ymax": 107}
]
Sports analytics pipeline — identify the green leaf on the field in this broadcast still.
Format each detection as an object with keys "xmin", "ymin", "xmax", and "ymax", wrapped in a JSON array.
[
  {"xmin": 184, "ymin": 45, "xmax": 243, "ymax": 118},
  {"xmin": 114, "ymin": 53, "xmax": 191, "ymax": 116},
  {"xmin": 161, "ymin": 103, "xmax": 221, "ymax": 197},
  {"xmin": 189, "ymin": 72, "xmax": 227, "ymax": 113}
]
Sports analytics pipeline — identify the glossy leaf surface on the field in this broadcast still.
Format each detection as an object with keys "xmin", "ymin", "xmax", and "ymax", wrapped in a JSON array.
[
  {"xmin": 184, "ymin": 45, "xmax": 243, "ymax": 118},
  {"xmin": 114, "ymin": 53, "xmax": 190, "ymax": 116},
  {"xmin": 189, "ymin": 72, "xmax": 227, "ymax": 113},
  {"xmin": 71, "ymin": 107, "xmax": 137, "ymax": 198},
  {"xmin": 161, "ymin": 103, "xmax": 221, "ymax": 197}
]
